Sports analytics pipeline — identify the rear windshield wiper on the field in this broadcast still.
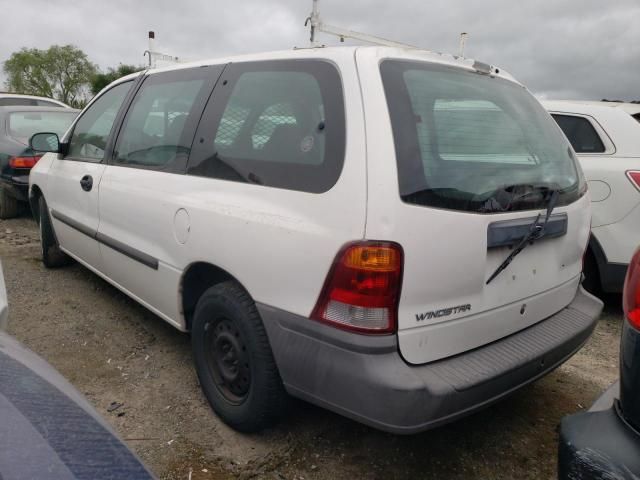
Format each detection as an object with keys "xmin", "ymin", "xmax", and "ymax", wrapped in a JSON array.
[
  {"xmin": 478, "ymin": 183, "xmax": 558, "ymax": 213},
  {"xmin": 485, "ymin": 189, "xmax": 560, "ymax": 285}
]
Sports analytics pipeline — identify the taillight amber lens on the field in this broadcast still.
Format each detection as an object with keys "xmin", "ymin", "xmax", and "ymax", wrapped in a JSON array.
[
  {"xmin": 9, "ymin": 155, "xmax": 42, "ymax": 169},
  {"xmin": 311, "ymin": 241, "xmax": 403, "ymax": 334}
]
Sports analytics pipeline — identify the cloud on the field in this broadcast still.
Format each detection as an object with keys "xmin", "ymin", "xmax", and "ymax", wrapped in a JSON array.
[{"xmin": 1, "ymin": 0, "xmax": 638, "ymax": 100}]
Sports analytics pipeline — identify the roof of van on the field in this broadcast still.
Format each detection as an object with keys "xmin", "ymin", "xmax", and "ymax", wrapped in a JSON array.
[
  {"xmin": 119, "ymin": 46, "xmax": 518, "ymax": 85},
  {"xmin": 542, "ymin": 99, "xmax": 640, "ymax": 116}
]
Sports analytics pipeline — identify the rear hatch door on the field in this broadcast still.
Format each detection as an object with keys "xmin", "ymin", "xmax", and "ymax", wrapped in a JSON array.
[{"xmin": 358, "ymin": 49, "xmax": 590, "ymax": 364}]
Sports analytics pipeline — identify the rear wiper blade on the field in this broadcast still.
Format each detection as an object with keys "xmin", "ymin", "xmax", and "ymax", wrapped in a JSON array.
[
  {"xmin": 479, "ymin": 183, "xmax": 557, "ymax": 213},
  {"xmin": 485, "ymin": 189, "xmax": 560, "ymax": 285}
]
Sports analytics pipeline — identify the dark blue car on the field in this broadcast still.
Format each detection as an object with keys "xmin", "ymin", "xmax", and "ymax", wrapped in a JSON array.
[
  {"xmin": 0, "ymin": 262, "xmax": 154, "ymax": 480},
  {"xmin": 559, "ymin": 247, "xmax": 640, "ymax": 478},
  {"xmin": 0, "ymin": 106, "xmax": 77, "ymax": 218}
]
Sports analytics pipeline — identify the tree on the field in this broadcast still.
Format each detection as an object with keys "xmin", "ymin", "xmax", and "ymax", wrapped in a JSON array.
[
  {"xmin": 90, "ymin": 64, "xmax": 143, "ymax": 95},
  {"xmin": 3, "ymin": 45, "xmax": 97, "ymax": 107}
]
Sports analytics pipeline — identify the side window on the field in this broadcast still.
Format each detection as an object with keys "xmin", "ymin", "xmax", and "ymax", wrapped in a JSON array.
[
  {"xmin": 0, "ymin": 98, "xmax": 37, "ymax": 106},
  {"xmin": 67, "ymin": 82, "xmax": 132, "ymax": 161},
  {"xmin": 551, "ymin": 114, "xmax": 606, "ymax": 154},
  {"xmin": 187, "ymin": 60, "xmax": 345, "ymax": 193},
  {"xmin": 36, "ymin": 100, "xmax": 63, "ymax": 107},
  {"xmin": 114, "ymin": 68, "xmax": 213, "ymax": 171}
]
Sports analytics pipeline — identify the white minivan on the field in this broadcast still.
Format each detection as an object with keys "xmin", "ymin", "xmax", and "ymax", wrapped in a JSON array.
[{"xmin": 28, "ymin": 47, "xmax": 602, "ymax": 434}]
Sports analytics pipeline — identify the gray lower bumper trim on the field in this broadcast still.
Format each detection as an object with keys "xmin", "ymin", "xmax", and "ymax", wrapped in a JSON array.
[{"xmin": 258, "ymin": 286, "xmax": 603, "ymax": 434}]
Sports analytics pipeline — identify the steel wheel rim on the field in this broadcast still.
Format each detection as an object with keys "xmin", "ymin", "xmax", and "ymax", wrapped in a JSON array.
[{"xmin": 204, "ymin": 317, "xmax": 251, "ymax": 405}]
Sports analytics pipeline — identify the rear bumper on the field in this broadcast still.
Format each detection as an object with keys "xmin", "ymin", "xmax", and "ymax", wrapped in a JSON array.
[
  {"xmin": 0, "ymin": 176, "xmax": 29, "ymax": 202},
  {"xmin": 558, "ymin": 388, "xmax": 640, "ymax": 479},
  {"xmin": 259, "ymin": 286, "xmax": 603, "ymax": 434}
]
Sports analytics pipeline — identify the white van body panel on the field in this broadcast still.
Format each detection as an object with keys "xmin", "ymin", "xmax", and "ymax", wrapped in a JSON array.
[{"xmin": 93, "ymin": 48, "xmax": 368, "ymax": 329}]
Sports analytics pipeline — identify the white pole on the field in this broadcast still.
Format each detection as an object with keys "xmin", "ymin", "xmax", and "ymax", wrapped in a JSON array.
[
  {"xmin": 459, "ymin": 32, "xmax": 468, "ymax": 58},
  {"xmin": 309, "ymin": 0, "xmax": 320, "ymax": 46}
]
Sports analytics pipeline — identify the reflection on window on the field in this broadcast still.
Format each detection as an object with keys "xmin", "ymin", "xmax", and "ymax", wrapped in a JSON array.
[
  {"xmin": 115, "ymin": 78, "xmax": 205, "ymax": 168},
  {"xmin": 188, "ymin": 61, "xmax": 345, "ymax": 194},
  {"xmin": 68, "ymin": 82, "xmax": 131, "ymax": 161}
]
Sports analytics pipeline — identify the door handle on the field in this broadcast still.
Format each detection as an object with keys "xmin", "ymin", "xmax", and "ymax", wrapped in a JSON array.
[{"xmin": 80, "ymin": 175, "xmax": 93, "ymax": 192}]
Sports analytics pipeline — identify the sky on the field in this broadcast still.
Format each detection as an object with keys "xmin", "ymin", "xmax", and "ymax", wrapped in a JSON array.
[{"xmin": 0, "ymin": 0, "xmax": 638, "ymax": 101}]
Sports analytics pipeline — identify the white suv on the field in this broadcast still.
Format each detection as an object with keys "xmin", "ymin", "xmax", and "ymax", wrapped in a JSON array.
[
  {"xmin": 0, "ymin": 261, "xmax": 7, "ymax": 331},
  {"xmin": 544, "ymin": 101, "xmax": 640, "ymax": 293},
  {"xmin": 28, "ymin": 47, "xmax": 602, "ymax": 434}
]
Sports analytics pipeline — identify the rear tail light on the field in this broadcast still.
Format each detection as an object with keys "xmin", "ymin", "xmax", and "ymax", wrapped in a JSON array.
[
  {"xmin": 311, "ymin": 241, "xmax": 404, "ymax": 334},
  {"xmin": 627, "ymin": 171, "xmax": 640, "ymax": 191},
  {"xmin": 9, "ymin": 155, "xmax": 42, "ymax": 169},
  {"xmin": 623, "ymin": 248, "xmax": 640, "ymax": 329}
]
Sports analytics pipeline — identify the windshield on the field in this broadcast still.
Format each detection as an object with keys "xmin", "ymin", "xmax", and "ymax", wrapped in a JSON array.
[
  {"xmin": 380, "ymin": 60, "xmax": 585, "ymax": 213},
  {"xmin": 8, "ymin": 111, "xmax": 77, "ymax": 144}
]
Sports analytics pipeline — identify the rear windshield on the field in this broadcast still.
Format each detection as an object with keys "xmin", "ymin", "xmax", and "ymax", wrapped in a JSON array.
[
  {"xmin": 380, "ymin": 60, "xmax": 584, "ymax": 213},
  {"xmin": 8, "ymin": 111, "xmax": 77, "ymax": 144}
]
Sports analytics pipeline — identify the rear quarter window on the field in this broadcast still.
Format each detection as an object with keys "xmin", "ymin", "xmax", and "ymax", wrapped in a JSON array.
[
  {"xmin": 551, "ymin": 114, "xmax": 606, "ymax": 154},
  {"xmin": 187, "ymin": 60, "xmax": 345, "ymax": 193}
]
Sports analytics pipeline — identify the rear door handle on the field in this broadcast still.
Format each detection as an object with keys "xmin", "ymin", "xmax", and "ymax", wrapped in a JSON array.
[{"xmin": 80, "ymin": 175, "xmax": 93, "ymax": 192}]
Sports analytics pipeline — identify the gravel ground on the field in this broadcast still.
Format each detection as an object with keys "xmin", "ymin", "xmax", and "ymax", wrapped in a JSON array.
[{"xmin": 0, "ymin": 213, "xmax": 623, "ymax": 480}]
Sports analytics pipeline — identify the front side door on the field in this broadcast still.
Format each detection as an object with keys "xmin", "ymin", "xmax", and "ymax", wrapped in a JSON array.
[
  {"xmin": 97, "ymin": 66, "xmax": 223, "ymax": 325},
  {"xmin": 47, "ymin": 81, "xmax": 135, "ymax": 269}
]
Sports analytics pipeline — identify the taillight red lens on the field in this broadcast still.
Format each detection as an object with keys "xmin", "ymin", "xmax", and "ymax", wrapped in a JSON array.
[
  {"xmin": 623, "ymin": 248, "xmax": 640, "ymax": 329},
  {"xmin": 9, "ymin": 155, "xmax": 42, "ymax": 169},
  {"xmin": 627, "ymin": 171, "xmax": 640, "ymax": 191},
  {"xmin": 311, "ymin": 241, "xmax": 403, "ymax": 334}
]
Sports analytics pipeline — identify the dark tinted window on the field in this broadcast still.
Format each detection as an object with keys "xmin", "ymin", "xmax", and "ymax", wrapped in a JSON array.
[
  {"xmin": 187, "ymin": 60, "xmax": 345, "ymax": 193},
  {"xmin": 0, "ymin": 98, "xmax": 37, "ymax": 106},
  {"xmin": 551, "ymin": 114, "xmax": 606, "ymax": 153},
  {"xmin": 68, "ymin": 82, "xmax": 132, "ymax": 161},
  {"xmin": 36, "ymin": 100, "xmax": 63, "ymax": 107},
  {"xmin": 633, "ymin": 113, "xmax": 640, "ymax": 124},
  {"xmin": 114, "ymin": 68, "xmax": 215, "ymax": 171},
  {"xmin": 380, "ymin": 60, "xmax": 583, "ymax": 213}
]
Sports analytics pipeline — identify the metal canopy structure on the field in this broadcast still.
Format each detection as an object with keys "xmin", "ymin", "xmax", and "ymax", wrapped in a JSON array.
[
  {"xmin": 143, "ymin": 31, "xmax": 181, "ymax": 68},
  {"xmin": 305, "ymin": 0, "xmax": 425, "ymax": 51}
]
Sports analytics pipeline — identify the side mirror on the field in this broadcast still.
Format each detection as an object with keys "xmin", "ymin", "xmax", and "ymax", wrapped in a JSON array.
[{"xmin": 30, "ymin": 132, "xmax": 61, "ymax": 153}]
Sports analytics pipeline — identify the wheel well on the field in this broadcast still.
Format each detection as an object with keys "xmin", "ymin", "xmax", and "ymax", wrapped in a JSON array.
[
  {"xmin": 29, "ymin": 185, "xmax": 43, "ymax": 224},
  {"xmin": 586, "ymin": 237, "xmax": 606, "ymax": 282},
  {"xmin": 181, "ymin": 262, "xmax": 238, "ymax": 331},
  {"xmin": 583, "ymin": 246, "xmax": 599, "ymax": 274}
]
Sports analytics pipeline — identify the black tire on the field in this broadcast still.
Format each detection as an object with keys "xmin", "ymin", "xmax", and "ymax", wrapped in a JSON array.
[
  {"xmin": 0, "ymin": 186, "xmax": 19, "ymax": 219},
  {"xmin": 191, "ymin": 281, "xmax": 287, "ymax": 432},
  {"xmin": 582, "ymin": 250, "xmax": 601, "ymax": 296},
  {"xmin": 38, "ymin": 196, "xmax": 72, "ymax": 268}
]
